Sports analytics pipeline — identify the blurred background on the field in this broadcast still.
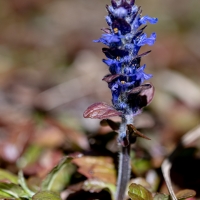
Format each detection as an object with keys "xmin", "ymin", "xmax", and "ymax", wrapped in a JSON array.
[{"xmin": 0, "ymin": 0, "xmax": 200, "ymax": 198}]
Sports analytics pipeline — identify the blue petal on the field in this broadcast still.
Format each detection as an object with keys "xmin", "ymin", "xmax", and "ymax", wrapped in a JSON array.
[
  {"xmin": 136, "ymin": 65, "xmax": 153, "ymax": 83},
  {"xmin": 110, "ymin": 82, "xmax": 119, "ymax": 92},
  {"xmin": 121, "ymin": 55, "xmax": 132, "ymax": 63},
  {"xmin": 103, "ymin": 59, "xmax": 113, "ymax": 67},
  {"xmin": 94, "ymin": 38, "xmax": 109, "ymax": 46},
  {"xmin": 113, "ymin": 7, "xmax": 128, "ymax": 18},
  {"xmin": 102, "ymin": 34, "xmax": 121, "ymax": 43},
  {"xmin": 136, "ymin": 33, "xmax": 156, "ymax": 46},
  {"xmin": 109, "ymin": 63, "xmax": 121, "ymax": 74},
  {"xmin": 131, "ymin": 5, "xmax": 139, "ymax": 15},
  {"xmin": 103, "ymin": 59, "xmax": 121, "ymax": 74},
  {"xmin": 139, "ymin": 16, "xmax": 158, "ymax": 25},
  {"xmin": 125, "ymin": 43, "xmax": 135, "ymax": 50},
  {"xmin": 132, "ymin": 17, "xmax": 140, "ymax": 30},
  {"xmin": 118, "ymin": 102, "xmax": 127, "ymax": 110},
  {"xmin": 94, "ymin": 34, "xmax": 121, "ymax": 46},
  {"xmin": 124, "ymin": 67, "xmax": 134, "ymax": 75},
  {"xmin": 105, "ymin": 16, "xmax": 112, "ymax": 26},
  {"xmin": 112, "ymin": 91, "xmax": 120, "ymax": 105}
]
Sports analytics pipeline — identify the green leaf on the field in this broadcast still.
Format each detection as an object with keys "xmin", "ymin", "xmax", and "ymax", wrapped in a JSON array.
[
  {"xmin": 128, "ymin": 183, "xmax": 153, "ymax": 200},
  {"xmin": 17, "ymin": 145, "xmax": 42, "ymax": 169},
  {"xmin": 48, "ymin": 163, "xmax": 75, "ymax": 192},
  {"xmin": 83, "ymin": 179, "xmax": 116, "ymax": 200},
  {"xmin": 0, "ymin": 189, "xmax": 16, "ymax": 199},
  {"xmin": 153, "ymin": 189, "xmax": 196, "ymax": 200},
  {"xmin": 33, "ymin": 191, "xmax": 61, "ymax": 200},
  {"xmin": 0, "ymin": 169, "xmax": 18, "ymax": 184},
  {"xmin": 131, "ymin": 151, "xmax": 151, "ymax": 176},
  {"xmin": 153, "ymin": 193, "xmax": 170, "ymax": 200},
  {"xmin": 0, "ymin": 182, "xmax": 28, "ymax": 199},
  {"xmin": 18, "ymin": 171, "xmax": 35, "ymax": 197},
  {"xmin": 41, "ymin": 156, "xmax": 73, "ymax": 191}
]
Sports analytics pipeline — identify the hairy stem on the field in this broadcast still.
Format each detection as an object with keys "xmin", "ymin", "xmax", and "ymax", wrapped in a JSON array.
[
  {"xmin": 116, "ymin": 116, "xmax": 134, "ymax": 200},
  {"xmin": 116, "ymin": 144, "xmax": 131, "ymax": 200}
]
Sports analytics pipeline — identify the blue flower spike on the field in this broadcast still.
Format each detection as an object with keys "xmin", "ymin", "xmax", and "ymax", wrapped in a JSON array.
[
  {"xmin": 84, "ymin": 0, "xmax": 157, "ymax": 125},
  {"xmin": 83, "ymin": 1, "xmax": 157, "ymax": 200}
]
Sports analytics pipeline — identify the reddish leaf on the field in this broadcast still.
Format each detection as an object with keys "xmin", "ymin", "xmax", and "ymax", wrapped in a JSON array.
[
  {"xmin": 101, "ymin": 28, "xmax": 111, "ymax": 34},
  {"xmin": 128, "ymin": 83, "xmax": 155, "ymax": 108},
  {"xmin": 128, "ymin": 84, "xmax": 152, "ymax": 95},
  {"xmin": 83, "ymin": 102, "xmax": 122, "ymax": 119},
  {"xmin": 102, "ymin": 74, "xmax": 120, "ymax": 83},
  {"xmin": 140, "ymin": 84, "xmax": 155, "ymax": 106},
  {"xmin": 137, "ymin": 50, "xmax": 151, "ymax": 58}
]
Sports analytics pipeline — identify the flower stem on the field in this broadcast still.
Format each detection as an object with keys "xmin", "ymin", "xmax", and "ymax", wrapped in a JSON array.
[
  {"xmin": 116, "ymin": 116, "xmax": 134, "ymax": 200},
  {"xmin": 116, "ymin": 144, "xmax": 131, "ymax": 200}
]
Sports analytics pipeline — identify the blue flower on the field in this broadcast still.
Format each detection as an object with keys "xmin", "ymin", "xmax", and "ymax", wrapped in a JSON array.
[
  {"xmin": 136, "ymin": 65, "xmax": 153, "ymax": 83},
  {"xmin": 95, "ymin": 0, "xmax": 157, "ymax": 115},
  {"xmin": 94, "ymin": 34, "xmax": 121, "ymax": 46},
  {"xmin": 136, "ymin": 33, "xmax": 157, "ymax": 46},
  {"xmin": 139, "ymin": 16, "xmax": 158, "ymax": 25}
]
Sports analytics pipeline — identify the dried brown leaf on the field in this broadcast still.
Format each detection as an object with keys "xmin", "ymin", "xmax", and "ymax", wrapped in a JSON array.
[
  {"xmin": 72, "ymin": 156, "xmax": 116, "ymax": 184},
  {"xmin": 0, "ymin": 120, "xmax": 33, "ymax": 163},
  {"xmin": 175, "ymin": 189, "xmax": 196, "ymax": 200},
  {"xmin": 127, "ymin": 124, "xmax": 151, "ymax": 140}
]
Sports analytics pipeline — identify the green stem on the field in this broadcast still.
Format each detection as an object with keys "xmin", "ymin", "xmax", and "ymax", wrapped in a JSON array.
[{"xmin": 18, "ymin": 171, "xmax": 35, "ymax": 197}]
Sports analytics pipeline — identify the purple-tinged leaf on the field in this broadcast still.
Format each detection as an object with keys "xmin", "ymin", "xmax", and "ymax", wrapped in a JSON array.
[
  {"xmin": 134, "ymin": 25, "xmax": 147, "ymax": 38},
  {"xmin": 83, "ymin": 102, "xmax": 122, "ymax": 119},
  {"xmin": 140, "ymin": 84, "xmax": 155, "ymax": 106},
  {"xmin": 102, "ymin": 74, "xmax": 120, "ymax": 83},
  {"xmin": 102, "ymin": 48, "xmax": 129, "ymax": 59},
  {"xmin": 105, "ymin": 5, "xmax": 111, "ymax": 14},
  {"xmin": 136, "ymin": 50, "xmax": 151, "ymax": 58},
  {"xmin": 100, "ymin": 119, "xmax": 120, "ymax": 130},
  {"xmin": 111, "ymin": 0, "xmax": 117, "ymax": 9},
  {"xmin": 120, "ymin": 0, "xmax": 132, "ymax": 10},
  {"xmin": 128, "ymin": 83, "xmax": 152, "ymax": 95},
  {"xmin": 127, "ymin": 124, "xmax": 151, "ymax": 140},
  {"xmin": 130, "ymin": 0, "xmax": 135, "ymax": 6},
  {"xmin": 112, "ymin": 18, "xmax": 131, "ymax": 35},
  {"xmin": 128, "ymin": 83, "xmax": 155, "ymax": 109},
  {"xmin": 101, "ymin": 28, "xmax": 111, "ymax": 34}
]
